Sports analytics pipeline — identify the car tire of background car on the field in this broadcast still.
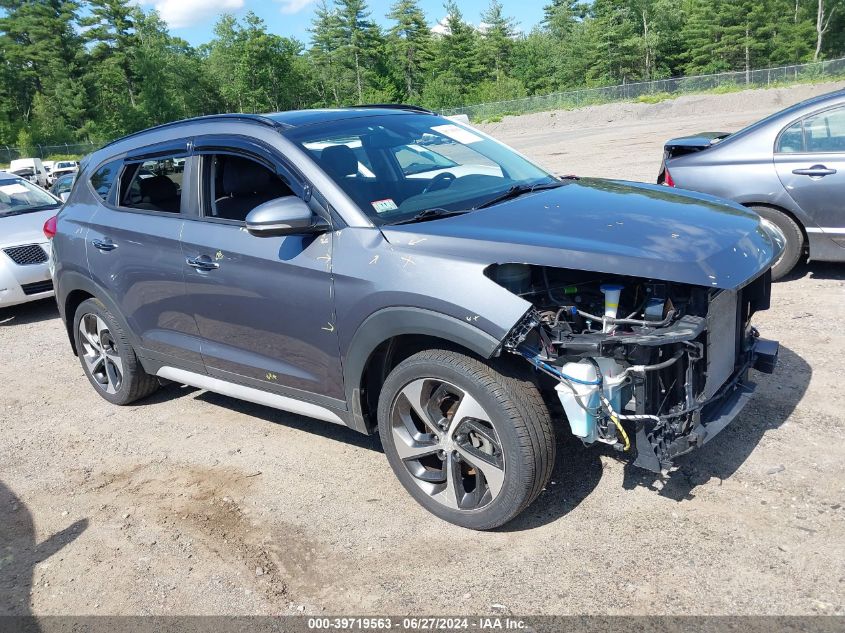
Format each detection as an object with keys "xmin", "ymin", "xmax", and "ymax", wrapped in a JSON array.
[
  {"xmin": 749, "ymin": 205, "xmax": 804, "ymax": 281},
  {"xmin": 377, "ymin": 349, "xmax": 555, "ymax": 530},
  {"xmin": 73, "ymin": 298, "xmax": 159, "ymax": 405}
]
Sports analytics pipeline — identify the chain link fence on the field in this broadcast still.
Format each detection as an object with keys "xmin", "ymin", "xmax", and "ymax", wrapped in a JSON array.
[
  {"xmin": 440, "ymin": 57, "xmax": 845, "ymax": 121},
  {"xmin": 0, "ymin": 142, "xmax": 101, "ymax": 165}
]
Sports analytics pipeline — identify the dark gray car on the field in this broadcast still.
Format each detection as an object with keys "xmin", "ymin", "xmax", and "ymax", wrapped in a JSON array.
[
  {"xmin": 50, "ymin": 106, "xmax": 781, "ymax": 529},
  {"xmin": 659, "ymin": 88, "xmax": 845, "ymax": 279}
]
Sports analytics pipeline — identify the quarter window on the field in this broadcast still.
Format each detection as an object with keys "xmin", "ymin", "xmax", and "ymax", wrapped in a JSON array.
[
  {"xmin": 776, "ymin": 121, "xmax": 804, "ymax": 154},
  {"xmin": 90, "ymin": 159, "xmax": 123, "ymax": 201},
  {"xmin": 119, "ymin": 157, "xmax": 183, "ymax": 213}
]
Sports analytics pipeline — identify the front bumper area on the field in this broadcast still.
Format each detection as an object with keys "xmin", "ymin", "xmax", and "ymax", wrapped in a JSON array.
[
  {"xmin": 633, "ymin": 336, "xmax": 779, "ymax": 472},
  {"xmin": 0, "ymin": 247, "xmax": 55, "ymax": 308}
]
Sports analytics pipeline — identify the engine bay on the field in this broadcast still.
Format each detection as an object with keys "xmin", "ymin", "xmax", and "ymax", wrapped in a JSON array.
[{"xmin": 488, "ymin": 263, "xmax": 774, "ymax": 471}]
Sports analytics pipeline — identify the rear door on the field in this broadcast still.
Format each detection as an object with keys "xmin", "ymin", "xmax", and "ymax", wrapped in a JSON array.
[
  {"xmin": 179, "ymin": 135, "xmax": 343, "ymax": 404},
  {"xmin": 774, "ymin": 105, "xmax": 845, "ymax": 234},
  {"xmin": 85, "ymin": 140, "xmax": 203, "ymax": 372}
]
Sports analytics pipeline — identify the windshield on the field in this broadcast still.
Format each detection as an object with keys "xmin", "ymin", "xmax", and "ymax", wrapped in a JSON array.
[
  {"xmin": 0, "ymin": 177, "xmax": 61, "ymax": 216},
  {"xmin": 286, "ymin": 114, "xmax": 556, "ymax": 224}
]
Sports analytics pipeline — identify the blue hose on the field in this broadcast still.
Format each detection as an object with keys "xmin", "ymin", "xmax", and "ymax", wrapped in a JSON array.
[{"xmin": 519, "ymin": 349, "xmax": 601, "ymax": 385}]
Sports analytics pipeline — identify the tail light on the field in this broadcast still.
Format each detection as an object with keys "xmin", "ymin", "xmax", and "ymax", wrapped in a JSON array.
[
  {"xmin": 43, "ymin": 215, "xmax": 58, "ymax": 239},
  {"xmin": 663, "ymin": 168, "xmax": 675, "ymax": 187}
]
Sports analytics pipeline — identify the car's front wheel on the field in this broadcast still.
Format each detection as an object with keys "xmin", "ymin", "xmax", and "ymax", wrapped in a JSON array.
[
  {"xmin": 73, "ymin": 298, "xmax": 159, "ymax": 405},
  {"xmin": 377, "ymin": 349, "xmax": 555, "ymax": 530}
]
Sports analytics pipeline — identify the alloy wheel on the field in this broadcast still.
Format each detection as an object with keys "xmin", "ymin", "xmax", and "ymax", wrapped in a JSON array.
[
  {"xmin": 78, "ymin": 313, "xmax": 123, "ymax": 394},
  {"xmin": 390, "ymin": 378, "xmax": 505, "ymax": 511}
]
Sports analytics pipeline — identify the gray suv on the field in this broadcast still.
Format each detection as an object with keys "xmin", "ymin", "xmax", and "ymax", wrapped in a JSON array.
[{"xmin": 52, "ymin": 106, "xmax": 782, "ymax": 529}]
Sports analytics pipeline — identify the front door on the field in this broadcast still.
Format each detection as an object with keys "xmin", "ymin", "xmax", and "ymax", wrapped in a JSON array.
[{"xmin": 180, "ymin": 143, "xmax": 343, "ymax": 405}]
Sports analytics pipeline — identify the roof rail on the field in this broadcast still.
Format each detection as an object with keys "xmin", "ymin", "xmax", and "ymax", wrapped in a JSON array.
[
  {"xmin": 98, "ymin": 113, "xmax": 282, "ymax": 152},
  {"xmin": 344, "ymin": 103, "xmax": 435, "ymax": 114}
]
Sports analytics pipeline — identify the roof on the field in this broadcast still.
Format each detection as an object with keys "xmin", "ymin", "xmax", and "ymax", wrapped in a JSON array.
[
  {"xmin": 265, "ymin": 105, "xmax": 433, "ymax": 128},
  {"xmin": 98, "ymin": 105, "xmax": 435, "ymax": 153}
]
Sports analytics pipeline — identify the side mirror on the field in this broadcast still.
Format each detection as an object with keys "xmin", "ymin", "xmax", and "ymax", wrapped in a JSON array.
[
  {"xmin": 60, "ymin": 192, "xmax": 70, "ymax": 202},
  {"xmin": 245, "ymin": 196, "xmax": 327, "ymax": 237}
]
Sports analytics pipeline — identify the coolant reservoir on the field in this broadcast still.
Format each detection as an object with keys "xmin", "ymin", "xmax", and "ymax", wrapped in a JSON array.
[{"xmin": 555, "ymin": 358, "xmax": 630, "ymax": 444}]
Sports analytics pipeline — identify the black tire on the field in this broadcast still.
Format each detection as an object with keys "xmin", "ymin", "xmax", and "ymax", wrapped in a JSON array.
[
  {"xmin": 73, "ymin": 298, "xmax": 159, "ymax": 405},
  {"xmin": 377, "ymin": 349, "xmax": 555, "ymax": 530},
  {"xmin": 749, "ymin": 205, "xmax": 804, "ymax": 281}
]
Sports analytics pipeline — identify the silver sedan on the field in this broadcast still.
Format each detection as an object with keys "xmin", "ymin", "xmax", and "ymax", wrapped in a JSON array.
[
  {"xmin": 659, "ymin": 88, "xmax": 845, "ymax": 279},
  {"xmin": 0, "ymin": 172, "xmax": 62, "ymax": 309}
]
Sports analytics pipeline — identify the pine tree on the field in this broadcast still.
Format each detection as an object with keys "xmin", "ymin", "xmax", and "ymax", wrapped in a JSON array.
[
  {"xmin": 0, "ymin": 0, "xmax": 85, "ymax": 141},
  {"xmin": 428, "ymin": 0, "xmax": 482, "ymax": 104},
  {"xmin": 386, "ymin": 0, "xmax": 433, "ymax": 101},
  {"xmin": 479, "ymin": 1, "xmax": 518, "ymax": 82},
  {"xmin": 335, "ymin": 0, "xmax": 385, "ymax": 103}
]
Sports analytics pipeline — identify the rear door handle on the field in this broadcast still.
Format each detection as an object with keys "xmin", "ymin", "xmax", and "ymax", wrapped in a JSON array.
[
  {"xmin": 186, "ymin": 255, "xmax": 219, "ymax": 271},
  {"xmin": 792, "ymin": 165, "xmax": 837, "ymax": 177},
  {"xmin": 91, "ymin": 239, "xmax": 118, "ymax": 252}
]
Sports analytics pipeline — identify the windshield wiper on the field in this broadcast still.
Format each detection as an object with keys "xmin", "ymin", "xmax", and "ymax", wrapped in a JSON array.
[
  {"xmin": 387, "ymin": 208, "xmax": 470, "ymax": 225},
  {"xmin": 474, "ymin": 180, "xmax": 566, "ymax": 210}
]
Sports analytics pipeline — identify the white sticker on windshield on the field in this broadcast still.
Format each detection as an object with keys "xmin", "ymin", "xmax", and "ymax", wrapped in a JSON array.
[
  {"xmin": 371, "ymin": 198, "xmax": 398, "ymax": 214},
  {"xmin": 0, "ymin": 184, "xmax": 29, "ymax": 195},
  {"xmin": 431, "ymin": 124, "xmax": 483, "ymax": 145}
]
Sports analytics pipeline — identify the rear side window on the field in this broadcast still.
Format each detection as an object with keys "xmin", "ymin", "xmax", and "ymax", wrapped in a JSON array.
[
  {"xmin": 803, "ymin": 106, "xmax": 845, "ymax": 153},
  {"xmin": 777, "ymin": 106, "xmax": 845, "ymax": 154},
  {"xmin": 90, "ymin": 159, "xmax": 123, "ymax": 201},
  {"xmin": 119, "ymin": 157, "xmax": 183, "ymax": 214}
]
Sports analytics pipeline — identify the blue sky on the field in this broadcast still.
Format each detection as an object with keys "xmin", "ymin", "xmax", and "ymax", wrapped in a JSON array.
[{"xmin": 136, "ymin": 0, "xmax": 546, "ymax": 47}]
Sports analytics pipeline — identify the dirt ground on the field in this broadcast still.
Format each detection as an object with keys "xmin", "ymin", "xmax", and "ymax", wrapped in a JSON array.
[{"xmin": 2, "ymin": 83, "xmax": 845, "ymax": 618}]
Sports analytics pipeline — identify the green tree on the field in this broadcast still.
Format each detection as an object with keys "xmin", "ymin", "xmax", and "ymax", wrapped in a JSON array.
[
  {"xmin": 386, "ymin": 0, "xmax": 433, "ymax": 100},
  {"xmin": 0, "ymin": 0, "xmax": 85, "ymax": 142},
  {"xmin": 478, "ymin": 1, "xmax": 518, "ymax": 83},
  {"xmin": 427, "ymin": 1, "xmax": 482, "ymax": 104},
  {"xmin": 208, "ymin": 12, "xmax": 307, "ymax": 113}
]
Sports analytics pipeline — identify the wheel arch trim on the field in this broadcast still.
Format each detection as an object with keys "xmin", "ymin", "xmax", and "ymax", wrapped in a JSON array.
[
  {"xmin": 57, "ymin": 271, "xmax": 138, "ymax": 354},
  {"xmin": 342, "ymin": 307, "xmax": 504, "ymax": 433}
]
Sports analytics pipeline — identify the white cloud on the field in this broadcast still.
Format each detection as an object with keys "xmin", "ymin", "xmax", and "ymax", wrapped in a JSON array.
[
  {"xmin": 137, "ymin": 0, "xmax": 245, "ymax": 29},
  {"xmin": 276, "ymin": 0, "xmax": 318, "ymax": 14}
]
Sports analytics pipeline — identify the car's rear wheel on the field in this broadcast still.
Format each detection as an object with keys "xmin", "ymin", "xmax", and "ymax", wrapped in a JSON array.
[
  {"xmin": 73, "ymin": 298, "xmax": 159, "ymax": 405},
  {"xmin": 377, "ymin": 349, "xmax": 555, "ymax": 530},
  {"xmin": 750, "ymin": 205, "xmax": 804, "ymax": 280}
]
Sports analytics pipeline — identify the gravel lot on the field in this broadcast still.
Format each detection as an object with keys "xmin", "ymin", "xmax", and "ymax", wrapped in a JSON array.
[{"xmin": 2, "ymin": 83, "xmax": 844, "ymax": 618}]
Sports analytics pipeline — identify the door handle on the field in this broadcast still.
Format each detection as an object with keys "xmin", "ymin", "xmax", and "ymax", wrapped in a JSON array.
[
  {"xmin": 792, "ymin": 165, "xmax": 837, "ymax": 178},
  {"xmin": 91, "ymin": 239, "xmax": 118, "ymax": 252},
  {"xmin": 186, "ymin": 255, "xmax": 220, "ymax": 271}
]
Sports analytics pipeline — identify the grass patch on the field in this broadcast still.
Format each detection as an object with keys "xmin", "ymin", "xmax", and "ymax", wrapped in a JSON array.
[{"xmin": 635, "ymin": 92, "xmax": 674, "ymax": 104}]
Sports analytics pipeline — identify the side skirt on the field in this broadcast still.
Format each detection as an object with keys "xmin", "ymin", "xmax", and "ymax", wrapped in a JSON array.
[{"xmin": 156, "ymin": 366, "xmax": 347, "ymax": 426}]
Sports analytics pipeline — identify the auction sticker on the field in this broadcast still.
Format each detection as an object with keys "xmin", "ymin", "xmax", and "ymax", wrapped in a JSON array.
[
  {"xmin": 431, "ymin": 124, "xmax": 483, "ymax": 144},
  {"xmin": 371, "ymin": 198, "xmax": 398, "ymax": 214}
]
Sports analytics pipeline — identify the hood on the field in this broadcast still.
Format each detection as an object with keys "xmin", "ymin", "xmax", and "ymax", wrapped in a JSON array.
[
  {"xmin": 0, "ymin": 209, "xmax": 56, "ymax": 249},
  {"xmin": 381, "ymin": 179, "xmax": 781, "ymax": 290}
]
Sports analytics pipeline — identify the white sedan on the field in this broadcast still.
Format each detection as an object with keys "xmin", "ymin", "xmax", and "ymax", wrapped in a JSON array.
[{"xmin": 0, "ymin": 171, "xmax": 62, "ymax": 309}]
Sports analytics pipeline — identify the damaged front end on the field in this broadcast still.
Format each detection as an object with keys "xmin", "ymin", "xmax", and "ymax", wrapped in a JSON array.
[{"xmin": 493, "ymin": 264, "xmax": 779, "ymax": 473}]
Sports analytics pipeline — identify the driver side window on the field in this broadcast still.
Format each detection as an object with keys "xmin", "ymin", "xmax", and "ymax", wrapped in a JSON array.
[{"xmin": 201, "ymin": 153, "xmax": 294, "ymax": 222}]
